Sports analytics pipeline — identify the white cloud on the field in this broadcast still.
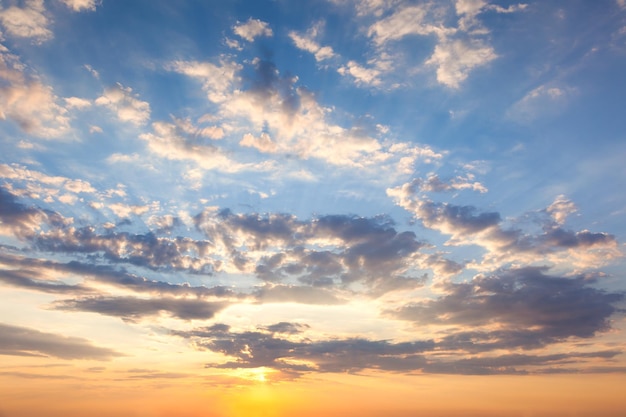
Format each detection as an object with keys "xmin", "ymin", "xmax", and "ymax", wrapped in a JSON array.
[
  {"xmin": 139, "ymin": 121, "xmax": 270, "ymax": 173},
  {"xmin": 240, "ymin": 132, "xmax": 278, "ymax": 153},
  {"xmin": 368, "ymin": 4, "xmax": 454, "ymax": 45},
  {"xmin": 337, "ymin": 60, "xmax": 382, "ymax": 86},
  {"xmin": 95, "ymin": 83, "xmax": 151, "ymax": 126},
  {"xmin": 546, "ymin": 195, "xmax": 577, "ymax": 226},
  {"xmin": 64, "ymin": 96, "xmax": 92, "ymax": 109},
  {"xmin": 289, "ymin": 22, "xmax": 336, "ymax": 62},
  {"xmin": 425, "ymin": 39, "xmax": 496, "ymax": 88},
  {"xmin": 166, "ymin": 59, "xmax": 241, "ymax": 103},
  {"xmin": 0, "ymin": 45, "xmax": 70, "ymax": 138},
  {"xmin": 0, "ymin": 0, "xmax": 51, "ymax": 42},
  {"xmin": 233, "ymin": 18, "xmax": 273, "ymax": 42},
  {"xmin": 59, "ymin": 0, "xmax": 100, "ymax": 12}
]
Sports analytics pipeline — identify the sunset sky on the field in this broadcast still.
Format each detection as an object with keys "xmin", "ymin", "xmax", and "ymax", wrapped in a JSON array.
[{"xmin": 1, "ymin": 1, "xmax": 626, "ymax": 416}]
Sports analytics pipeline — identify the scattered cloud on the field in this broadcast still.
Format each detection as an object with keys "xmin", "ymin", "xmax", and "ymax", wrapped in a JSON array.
[
  {"xmin": 95, "ymin": 83, "xmax": 151, "ymax": 126},
  {"xmin": 0, "ymin": 45, "xmax": 70, "ymax": 138},
  {"xmin": 0, "ymin": 0, "xmax": 51, "ymax": 42},
  {"xmin": 233, "ymin": 18, "xmax": 273, "ymax": 42},
  {"xmin": 425, "ymin": 39, "xmax": 496, "ymax": 88},
  {"xmin": 59, "ymin": 0, "xmax": 100, "ymax": 12}
]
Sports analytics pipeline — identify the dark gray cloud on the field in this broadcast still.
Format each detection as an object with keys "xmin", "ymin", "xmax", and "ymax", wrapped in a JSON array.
[
  {"xmin": 173, "ymin": 322, "xmax": 623, "ymax": 376},
  {"xmin": 196, "ymin": 211, "xmax": 427, "ymax": 295},
  {"xmin": 53, "ymin": 296, "xmax": 228, "ymax": 322},
  {"xmin": 0, "ymin": 253, "xmax": 238, "ymax": 299},
  {"xmin": 0, "ymin": 267, "xmax": 93, "ymax": 294},
  {"xmin": 173, "ymin": 323, "xmax": 434, "ymax": 374},
  {"xmin": 0, "ymin": 187, "xmax": 64, "ymax": 239},
  {"xmin": 34, "ymin": 228, "xmax": 215, "ymax": 273},
  {"xmin": 0, "ymin": 323, "xmax": 122, "ymax": 360},
  {"xmin": 418, "ymin": 200, "xmax": 502, "ymax": 234},
  {"xmin": 422, "ymin": 350, "xmax": 623, "ymax": 375},
  {"xmin": 392, "ymin": 267, "xmax": 624, "ymax": 350}
]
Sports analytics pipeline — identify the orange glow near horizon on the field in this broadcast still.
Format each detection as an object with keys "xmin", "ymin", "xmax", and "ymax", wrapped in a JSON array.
[{"xmin": 1, "ymin": 369, "xmax": 626, "ymax": 417}]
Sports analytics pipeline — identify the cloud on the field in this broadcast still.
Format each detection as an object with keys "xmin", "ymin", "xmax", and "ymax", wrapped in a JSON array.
[
  {"xmin": 0, "ymin": 0, "xmax": 51, "ymax": 42},
  {"xmin": 407, "ymin": 174, "xmax": 488, "ymax": 194},
  {"xmin": 233, "ymin": 18, "xmax": 273, "ymax": 42},
  {"xmin": 95, "ymin": 83, "xmax": 151, "ymax": 126},
  {"xmin": 0, "ymin": 322, "xmax": 122, "ymax": 359},
  {"xmin": 392, "ymin": 266, "xmax": 624, "ymax": 349},
  {"xmin": 337, "ymin": 60, "xmax": 383, "ymax": 86},
  {"xmin": 166, "ymin": 59, "xmax": 242, "ymax": 103},
  {"xmin": 59, "ymin": 0, "xmax": 100, "ymax": 12},
  {"xmin": 0, "ymin": 267, "xmax": 93, "ymax": 294},
  {"xmin": 0, "ymin": 187, "xmax": 66, "ymax": 239},
  {"xmin": 0, "ymin": 46, "xmax": 70, "ymax": 138},
  {"xmin": 425, "ymin": 39, "xmax": 496, "ymax": 88},
  {"xmin": 387, "ymin": 181, "xmax": 620, "ymax": 271},
  {"xmin": 253, "ymin": 284, "xmax": 346, "ymax": 305},
  {"xmin": 64, "ymin": 96, "xmax": 92, "ymax": 109},
  {"xmin": 367, "ymin": 4, "xmax": 454, "ymax": 45},
  {"xmin": 167, "ymin": 55, "xmax": 441, "ymax": 171},
  {"xmin": 54, "ymin": 296, "xmax": 228, "ymax": 322},
  {"xmin": 0, "ymin": 252, "xmax": 239, "ymax": 300},
  {"xmin": 507, "ymin": 84, "xmax": 576, "ymax": 122},
  {"xmin": 174, "ymin": 319, "xmax": 621, "ymax": 376},
  {"xmin": 34, "ymin": 227, "xmax": 217, "ymax": 273},
  {"xmin": 194, "ymin": 210, "xmax": 427, "ymax": 295},
  {"xmin": 139, "ymin": 120, "xmax": 265, "ymax": 173},
  {"xmin": 289, "ymin": 22, "xmax": 336, "ymax": 62},
  {"xmin": 173, "ymin": 323, "xmax": 434, "ymax": 374}
]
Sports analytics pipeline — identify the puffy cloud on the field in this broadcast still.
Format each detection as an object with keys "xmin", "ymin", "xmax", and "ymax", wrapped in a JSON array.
[
  {"xmin": 546, "ymin": 195, "xmax": 577, "ymax": 225},
  {"xmin": 406, "ymin": 174, "xmax": 488, "ymax": 194},
  {"xmin": 166, "ymin": 59, "xmax": 241, "ymax": 103},
  {"xmin": 173, "ymin": 323, "xmax": 434, "ymax": 374},
  {"xmin": 369, "ymin": 4, "xmax": 455, "ymax": 45},
  {"xmin": 139, "ymin": 120, "xmax": 265, "ymax": 173},
  {"xmin": 337, "ymin": 60, "xmax": 383, "ymax": 86},
  {"xmin": 167, "ymin": 55, "xmax": 440, "ymax": 171},
  {"xmin": 34, "ymin": 227, "xmax": 217, "ymax": 273},
  {"xmin": 0, "ymin": 164, "xmax": 96, "ymax": 207},
  {"xmin": 425, "ymin": 39, "xmax": 496, "ymax": 88},
  {"xmin": 63, "ymin": 96, "xmax": 92, "ymax": 109},
  {"xmin": 233, "ymin": 18, "xmax": 273, "ymax": 42},
  {"xmin": 0, "ymin": 46, "xmax": 70, "ymax": 138},
  {"xmin": 59, "ymin": 0, "xmax": 99, "ymax": 12},
  {"xmin": 0, "ymin": 187, "xmax": 66, "ymax": 239},
  {"xmin": 194, "ymin": 210, "xmax": 427, "ymax": 295},
  {"xmin": 289, "ymin": 22, "xmax": 336, "ymax": 62},
  {"xmin": 387, "ymin": 180, "xmax": 620, "ymax": 271},
  {"xmin": 95, "ymin": 83, "xmax": 151, "ymax": 126},
  {"xmin": 172, "ymin": 315, "xmax": 622, "ymax": 376},
  {"xmin": 0, "ymin": 322, "xmax": 122, "ymax": 359},
  {"xmin": 392, "ymin": 267, "xmax": 624, "ymax": 350},
  {"xmin": 0, "ymin": 252, "xmax": 238, "ymax": 299},
  {"xmin": 0, "ymin": 0, "xmax": 51, "ymax": 42}
]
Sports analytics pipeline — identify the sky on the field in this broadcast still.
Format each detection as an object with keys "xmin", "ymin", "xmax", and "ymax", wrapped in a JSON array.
[{"xmin": 1, "ymin": 0, "xmax": 626, "ymax": 416}]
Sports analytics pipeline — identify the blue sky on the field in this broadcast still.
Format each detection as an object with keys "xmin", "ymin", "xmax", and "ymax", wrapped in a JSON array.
[{"xmin": 1, "ymin": 1, "xmax": 626, "ymax": 410}]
